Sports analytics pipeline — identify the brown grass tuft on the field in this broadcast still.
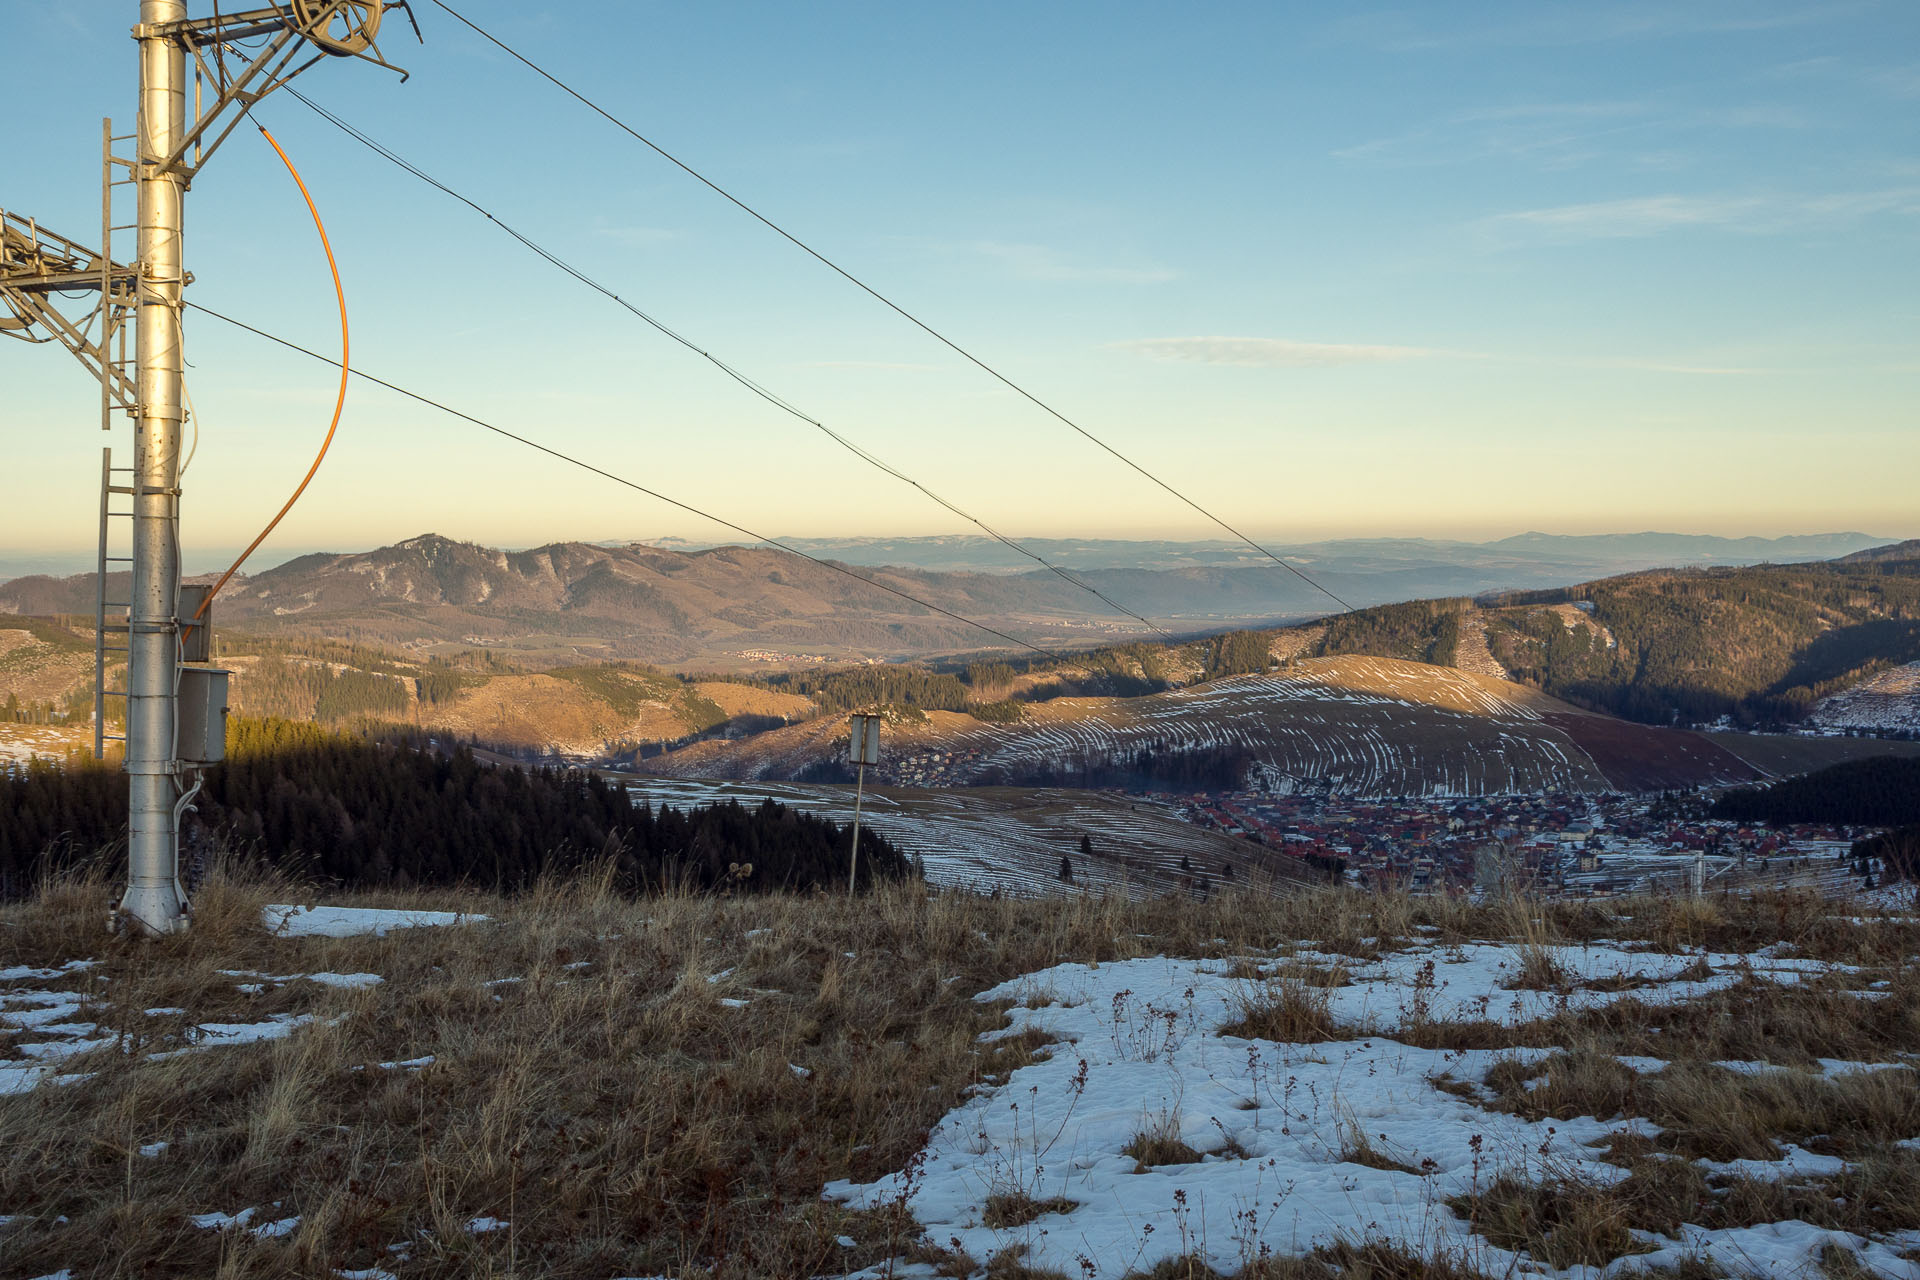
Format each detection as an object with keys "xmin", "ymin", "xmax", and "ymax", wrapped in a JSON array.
[
  {"xmin": 1122, "ymin": 1109, "xmax": 1203, "ymax": 1171},
  {"xmin": 982, "ymin": 1192, "xmax": 1078, "ymax": 1229},
  {"xmin": 1453, "ymin": 1171, "xmax": 1657, "ymax": 1268},
  {"xmin": 1221, "ymin": 978, "xmax": 1346, "ymax": 1044}
]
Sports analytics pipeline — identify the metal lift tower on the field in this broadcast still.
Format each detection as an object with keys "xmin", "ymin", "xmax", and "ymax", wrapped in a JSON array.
[{"xmin": 0, "ymin": 2, "xmax": 414, "ymax": 935}]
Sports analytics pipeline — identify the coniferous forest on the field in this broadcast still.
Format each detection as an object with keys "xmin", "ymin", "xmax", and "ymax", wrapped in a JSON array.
[
  {"xmin": 1710, "ymin": 756, "xmax": 1920, "ymax": 827},
  {"xmin": 0, "ymin": 718, "xmax": 905, "ymax": 901}
]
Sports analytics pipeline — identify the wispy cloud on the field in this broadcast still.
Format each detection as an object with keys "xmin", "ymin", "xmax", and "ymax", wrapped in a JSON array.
[
  {"xmin": 968, "ymin": 241, "xmax": 1178, "ymax": 285},
  {"xmin": 1484, "ymin": 188, "xmax": 1920, "ymax": 240},
  {"xmin": 1336, "ymin": 98, "xmax": 1807, "ymax": 172},
  {"xmin": 1323, "ymin": 3, "xmax": 1861, "ymax": 53},
  {"xmin": 1112, "ymin": 337, "xmax": 1436, "ymax": 367},
  {"xmin": 1875, "ymin": 64, "xmax": 1920, "ymax": 99},
  {"xmin": 1490, "ymin": 194, "xmax": 1762, "ymax": 237},
  {"xmin": 1335, "ymin": 102, "xmax": 1647, "ymax": 171}
]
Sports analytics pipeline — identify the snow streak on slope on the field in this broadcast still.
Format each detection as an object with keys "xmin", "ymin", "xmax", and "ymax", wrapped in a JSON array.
[{"xmin": 653, "ymin": 657, "xmax": 1614, "ymax": 796}]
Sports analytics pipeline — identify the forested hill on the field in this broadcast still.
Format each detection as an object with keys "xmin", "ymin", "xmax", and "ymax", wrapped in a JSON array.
[
  {"xmin": 1711, "ymin": 757, "xmax": 1920, "ymax": 827},
  {"xmin": 0, "ymin": 718, "xmax": 906, "ymax": 900},
  {"xmin": 1308, "ymin": 548, "xmax": 1920, "ymax": 728}
]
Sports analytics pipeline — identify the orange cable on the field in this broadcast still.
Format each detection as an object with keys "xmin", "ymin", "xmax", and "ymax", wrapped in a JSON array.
[{"xmin": 188, "ymin": 124, "xmax": 348, "ymax": 631}]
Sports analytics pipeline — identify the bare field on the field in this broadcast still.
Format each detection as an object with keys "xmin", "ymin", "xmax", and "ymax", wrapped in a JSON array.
[
  {"xmin": 426, "ymin": 673, "xmax": 672, "ymax": 752},
  {"xmin": 1705, "ymin": 730, "xmax": 1920, "ymax": 778},
  {"xmin": 0, "ymin": 627, "xmax": 91, "ymax": 705},
  {"xmin": 0, "ymin": 722, "xmax": 91, "ymax": 767},
  {"xmin": 689, "ymin": 680, "xmax": 813, "ymax": 722}
]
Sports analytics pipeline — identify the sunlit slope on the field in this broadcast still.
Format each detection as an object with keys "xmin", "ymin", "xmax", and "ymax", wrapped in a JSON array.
[{"xmin": 650, "ymin": 655, "xmax": 1744, "ymax": 795}]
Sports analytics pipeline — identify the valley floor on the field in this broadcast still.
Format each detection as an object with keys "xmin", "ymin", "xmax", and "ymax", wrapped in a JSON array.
[{"xmin": 6, "ymin": 872, "xmax": 1920, "ymax": 1278}]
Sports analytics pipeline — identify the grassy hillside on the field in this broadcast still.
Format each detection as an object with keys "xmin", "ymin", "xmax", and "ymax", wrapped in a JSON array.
[{"xmin": 1294, "ymin": 553, "xmax": 1920, "ymax": 729}]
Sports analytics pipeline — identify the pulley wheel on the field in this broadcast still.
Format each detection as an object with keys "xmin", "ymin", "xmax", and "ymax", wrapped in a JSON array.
[{"xmin": 290, "ymin": 0, "xmax": 384, "ymax": 56}]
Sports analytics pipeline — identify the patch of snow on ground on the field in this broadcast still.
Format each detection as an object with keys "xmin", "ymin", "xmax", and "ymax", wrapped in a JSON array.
[
  {"xmin": 262, "ymin": 904, "xmax": 485, "ymax": 937},
  {"xmin": 826, "ymin": 942, "xmax": 1911, "ymax": 1279}
]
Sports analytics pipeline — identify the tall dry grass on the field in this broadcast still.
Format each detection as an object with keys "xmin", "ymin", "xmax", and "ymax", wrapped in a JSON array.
[{"xmin": 4, "ymin": 865, "xmax": 1917, "ymax": 1278}]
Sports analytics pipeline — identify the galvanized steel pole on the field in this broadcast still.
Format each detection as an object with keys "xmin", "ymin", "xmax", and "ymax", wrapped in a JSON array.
[
  {"xmin": 847, "ymin": 760, "xmax": 866, "ymax": 898},
  {"xmin": 119, "ymin": 0, "xmax": 190, "ymax": 935}
]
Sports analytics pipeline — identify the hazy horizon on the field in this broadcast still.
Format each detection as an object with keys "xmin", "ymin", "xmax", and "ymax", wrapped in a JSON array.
[
  {"xmin": 7, "ymin": 2, "xmax": 1917, "ymax": 562},
  {"xmin": 0, "ymin": 525, "xmax": 1906, "ymax": 585}
]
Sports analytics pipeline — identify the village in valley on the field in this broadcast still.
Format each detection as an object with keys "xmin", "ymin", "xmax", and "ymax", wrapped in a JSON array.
[{"xmin": 1183, "ymin": 787, "xmax": 1884, "ymax": 900}]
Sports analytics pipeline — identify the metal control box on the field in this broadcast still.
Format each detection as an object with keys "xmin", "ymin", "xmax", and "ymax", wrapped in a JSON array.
[
  {"xmin": 178, "ymin": 584, "xmax": 213, "ymax": 663},
  {"xmin": 176, "ymin": 666, "xmax": 230, "ymax": 766}
]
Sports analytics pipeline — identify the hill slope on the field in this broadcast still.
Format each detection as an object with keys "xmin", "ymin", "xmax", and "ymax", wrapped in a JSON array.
[
  {"xmin": 0, "ymin": 534, "xmax": 1170, "ymax": 664},
  {"xmin": 1303, "ymin": 548, "xmax": 1920, "ymax": 728},
  {"xmin": 648, "ymin": 655, "xmax": 1763, "ymax": 795}
]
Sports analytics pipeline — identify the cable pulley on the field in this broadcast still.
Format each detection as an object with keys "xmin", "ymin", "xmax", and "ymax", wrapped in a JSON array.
[{"xmin": 290, "ymin": 0, "xmax": 384, "ymax": 56}]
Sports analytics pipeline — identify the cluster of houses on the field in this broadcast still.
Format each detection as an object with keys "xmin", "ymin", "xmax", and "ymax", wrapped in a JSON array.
[
  {"xmin": 881, "ymin": 747, "xmax": 990, "ymax": 787},
  {"xmin": 1180, "ymin": 788, "xmax": 1879, "ymax": 899}
]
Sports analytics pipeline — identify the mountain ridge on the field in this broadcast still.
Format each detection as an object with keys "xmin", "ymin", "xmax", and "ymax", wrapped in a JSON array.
[{"xmin": 7, "ymin": 530, "xmax": 1909, "ymax": 668}]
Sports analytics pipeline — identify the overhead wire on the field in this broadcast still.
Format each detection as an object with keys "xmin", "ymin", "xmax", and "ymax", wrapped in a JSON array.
[
  {"xmin": 281, "ymin": 86, "xmax": 1173, "ymax": 641},
  {"xmin": 180, "ymin": 299, "xmax": 1065, "ymax": 661},
  {"xmin": 189, "ymin": 123, "xmax": 349, "ymax": 633},
  {"xmin": 426, "ymin": 0, "xmax": 1356, "ymax": 615}
]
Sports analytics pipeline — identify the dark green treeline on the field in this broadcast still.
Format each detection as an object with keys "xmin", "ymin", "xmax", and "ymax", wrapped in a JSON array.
[{"xmin": 0, "ymin": 717, "xmax": 905, "ymax": 900}]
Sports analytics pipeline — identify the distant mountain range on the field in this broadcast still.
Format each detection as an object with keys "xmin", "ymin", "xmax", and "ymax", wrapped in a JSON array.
[
  {"xmin": 2, "ymin": 531, "xmax": 1890, "ymax": 588},
  {"xmin": 0, "ymin": 531, "xmax": 1910, "ymax": 668},
  {"xmin": 642, "ymin": 530, "xmax": 1895, "ymax": 581}
]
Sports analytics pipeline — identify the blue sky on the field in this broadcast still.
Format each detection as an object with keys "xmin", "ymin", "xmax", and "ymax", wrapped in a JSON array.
[{"xmin": 5, "ymin": 1, "xmax": 1917, "ymax": 568}]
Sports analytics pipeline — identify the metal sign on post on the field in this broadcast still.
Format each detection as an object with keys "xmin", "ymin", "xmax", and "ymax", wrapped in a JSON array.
[
  {"xmin": 849, "ymin": 712, "xmax": 881, "ymax": 767},
  {"xmin": 846, "ymin": 713, "xmax": 881, "ymax": 896}
]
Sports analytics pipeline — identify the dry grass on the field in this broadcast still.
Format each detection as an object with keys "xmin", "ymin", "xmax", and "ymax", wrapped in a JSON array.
[
  {"xmin": 981, "ymin": 1191, "xmax": 1078, "ymax": 1229},
  {"xmin": 1121, "ymin": 1108, "xmax": 1203, "ymax": 1171},
  {"xmin": 1455, "ymin": 1148, "xmax": 1920, "ymax": 1267},
  {"xmin": 1335, "ymin": 1120, "xmax": 1428, "ymax": 1177},
  {"xmin": 1220, "ymin": 978, "xmax": 1345, "ymax": 1044},
  {"xmin": 1, "ymin": 870, "xmax": 1531, "ymax": 1278},
  {"xmin": 1127, "ymin": 1240, "xmax": 1496, "ymax": 1280},
  {"xmin": 1402, "ymin": 968, "xmax": 1920, "ymax": 1065},
  {"xmin": 6, "ymin": 869, "xmax": 1918, "ymax": 1279},
  {"xmin": 1478, "ymin": 1051, "xmax": 1920, "ymax": 1161},
  {"xmin": 2, "ymin": 862, "xmax": 1208, "ymax": 1279},
  {"xmin": 1506, "ymin": 940, "xmax": 1572, "ymax": 991},
  {"xmin": 1483, "ymin": 1049, "xmax": 1641, "ymax": 1123},
  {"xmin": 1453, "ymin": 1170, "xmax": 1656, "ymax": 1268}
]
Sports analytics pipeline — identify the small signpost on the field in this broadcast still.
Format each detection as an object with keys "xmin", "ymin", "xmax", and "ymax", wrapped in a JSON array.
[{"xmin": 846, "ymin": 713, "xmax": 881, "ymax": 897}]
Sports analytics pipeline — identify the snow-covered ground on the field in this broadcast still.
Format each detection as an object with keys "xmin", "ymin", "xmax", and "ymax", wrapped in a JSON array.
[
  {"xmin": 0, "ymin": 907, "xmax": 477, "ymax": 1097},
  {"xmin": 828, "ymin": 939, "xmax": 1920, "ymax": 1279},
  {"xmin": 10, "ymin": 897, "xmax": 1918, "ymax": 1277},
  {"xmin": 261, "ymin": 903, "xmax": 487, "ymax": 938},
  {"xmin": 1808, "ymin": 661, "xmax": 1920, "ymax": 736}
]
